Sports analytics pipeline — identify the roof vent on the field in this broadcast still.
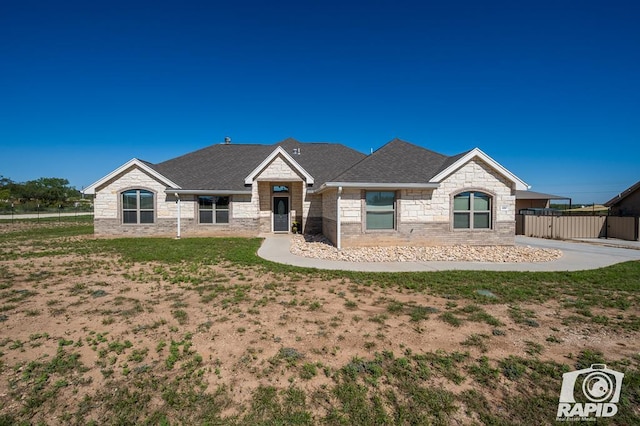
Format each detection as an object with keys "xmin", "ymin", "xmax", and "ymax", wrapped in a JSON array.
[
  {"xmin": 224, "ymin": 136, "xmax": 231, "ymax": 144},
  {"xmin": 292, "ymin": 148, "xmax": 301, "ymax": 155}
]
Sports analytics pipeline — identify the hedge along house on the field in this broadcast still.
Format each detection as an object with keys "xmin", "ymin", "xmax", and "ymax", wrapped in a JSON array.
[{"xmin": 83, "ymin": 138, "xmax": 529, "ymax": 248}]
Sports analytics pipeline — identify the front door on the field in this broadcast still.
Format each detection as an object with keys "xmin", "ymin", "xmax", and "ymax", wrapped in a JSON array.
[{"xmin": 273, "ymin": 196, "xmax": 289, "ymax": 232}]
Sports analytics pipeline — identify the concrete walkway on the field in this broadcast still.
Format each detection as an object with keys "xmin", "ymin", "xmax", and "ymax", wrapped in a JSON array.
[
  {"xmin": 257, "ymin": 235, "xmax": 640, "ymax": 272},
  {"xmin": 571, "ymin": 237, "xmax": 640, "ymax": 250}
]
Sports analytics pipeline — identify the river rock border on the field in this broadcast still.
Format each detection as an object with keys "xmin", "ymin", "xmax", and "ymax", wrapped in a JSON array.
[{"xmin": 290, "ymin": 234, "xmax": 562, "ymax": 263}]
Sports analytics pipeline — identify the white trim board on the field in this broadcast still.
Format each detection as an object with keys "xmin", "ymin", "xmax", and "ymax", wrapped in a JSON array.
[
  {"xmin": 82, "ymin": 158, "xmax": 181, "ymax": 195},
  {"xmin": 244, "ymin": 146, "xmax": 314, "ymax": 185}
]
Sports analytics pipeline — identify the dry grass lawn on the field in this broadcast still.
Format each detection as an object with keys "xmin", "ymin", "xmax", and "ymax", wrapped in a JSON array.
[{"xmin": 1, "ymin": 219, "xmax": 638, "ymax": 425}]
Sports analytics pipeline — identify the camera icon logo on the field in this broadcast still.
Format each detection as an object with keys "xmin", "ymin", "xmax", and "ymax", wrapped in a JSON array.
[{"xmin": 557, "ymin": 364, "xmax": 624, "ymax": 419}]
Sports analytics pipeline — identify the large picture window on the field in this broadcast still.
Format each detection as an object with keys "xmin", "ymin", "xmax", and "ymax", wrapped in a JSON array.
[
  {"xmin": 122, "ymin": 189, "xmax": 154, "ymax": 224},
  {"xmin": 453, "ymin": 191, "xmax": 491, "ymax": 229},
  {"xmin": 365, "ymin": 191, "xmax": 395, "ymax": 230},
  {"xmin": 199, "ymin": 196, "xmax": 229, "ymax": 224}
]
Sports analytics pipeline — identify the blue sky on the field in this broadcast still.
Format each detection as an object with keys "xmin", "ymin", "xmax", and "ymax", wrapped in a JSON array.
[{"xmin": 1, "ymin": 0, "xmax": 638, "ymax": 204}]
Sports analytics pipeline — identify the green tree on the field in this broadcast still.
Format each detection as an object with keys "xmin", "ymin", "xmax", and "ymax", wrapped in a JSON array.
[
  {"xmin": 17, "ymin": 177, "xmax": 79, "ymax": 205},
  {"xmin": 0, "ymin": 176, "xmax": 15, "ymax": 201}
]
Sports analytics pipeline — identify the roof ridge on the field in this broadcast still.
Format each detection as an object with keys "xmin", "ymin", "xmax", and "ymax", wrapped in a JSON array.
[
  {"xmin": 156, "ymin": 143, "xmax": 273, "ymax": 166},
  {"xmin": 273, "ymin": 139, "xmax": 352, "ymax": 146},
  {"xmin": 329, "ymin": 138, "xmax": 452, "ymax": 183},
  {"xmin": 604, "ymin": 180, "xmax": 640, "ymax": 206}
]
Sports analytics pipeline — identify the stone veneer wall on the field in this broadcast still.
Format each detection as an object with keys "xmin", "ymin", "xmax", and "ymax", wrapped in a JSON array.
[
  {"xmin": 252, "ymin": 154, "xmax": 325, "ymax": 234},
  {"xmin": 93, "ymin": 156, "xmax": 516, "ymax": 245},
  {"xmin": 94, "ymin": 217, "xmax": 260, "ymax": 237},
  {"xmin": 256, "ymin": 182, "xmax": 272, "ymax": 233},
  {"xmin": 430, "ymin": 158, "xmax": 515, "ymax": 224},
  {"xmin": 255, "ymin": 155, "xmax": 306, "ymax": 234},
  {"xmin": 93, "ymin": 166, "xmax": 262, "ymax": 237},
  {"xmin": 256, "ymin": 156, "xmax": 305, "ymax": 181},
  {"xmin": 93, "ymin": 167, "xmax": 182, "ymax": 220},
  {"xmin": 94, "ymin": 167, "xmax": 179, "ymax": 236},
  {"xmin": 340, "ymin": 222, "xmax": 515, "ymax": 247},
  {"xmin": 290, "ymin": 181, "xmax": 303, "ymax": 227},
  {"xmin": 303, "ymin": 191, "xmax": 323, "ymax": 234},
  {"xmin": 338, "ymin": 158, "xmax": 517, "ymax": 247},
  {"xmin": 321, "ymin": 189, "xmax": 338, "ymax": 245}
]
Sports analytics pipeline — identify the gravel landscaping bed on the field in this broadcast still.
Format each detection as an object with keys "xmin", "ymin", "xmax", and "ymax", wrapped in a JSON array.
[{"xmin": 290, "ymin": 234, "xmax": 563, "ymax": 263}]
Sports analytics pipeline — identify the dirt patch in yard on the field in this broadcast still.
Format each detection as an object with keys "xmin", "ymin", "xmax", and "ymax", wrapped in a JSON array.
[{"xmin": 0, "ymin": 230, "xmax": 638, "ymax": 424}]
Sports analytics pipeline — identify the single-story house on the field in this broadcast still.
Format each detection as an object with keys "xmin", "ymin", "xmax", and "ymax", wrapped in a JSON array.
[
  {"xmin": 515, "ymin": 190, "xmax": 570, "ymax": 213},
  {"xmin": 605, "ymin": 180, "xmax": 640, "ymax": 216},
  {"xmin": 83, "ymin": 138, "xmax": 529, "ymax": 247}
]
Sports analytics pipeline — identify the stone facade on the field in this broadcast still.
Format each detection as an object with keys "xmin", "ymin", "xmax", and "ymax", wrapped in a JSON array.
[
  {"xmin": 253, "ymin": 155, "xmax": 315, "ymax": 234},
  {"xmin": 255, "ymin": 156, "xmax": 305, "ymax": 181},
  {"xmin": 321, "ymin": 189, "xmax": 338, "ymax": 244},
  {"xmin": 93, "ymin": 166, "xmax": 181, "ymax": 236},
  {"xmin": 92, "ymin": 152, "xmax": 517, "ymax": 246},
  {"xmin": 303, "ymin": 193, "xmax": 323, "ymax": 234},
  {"xmin": 93, "ymin": 167, "xmax": 179, "ymax": 220},
  {"xmin": 339, "ymin": 221, "xmax": 515, "ymax": 247},
  {"xmin": 330, "ymin": 159, "xmax": 516, "ymax": 247},
  {"xmin": 431, "ymin": 158, "xmax": 515, "ymax": 223},
  {"xmin": 92, "ymin": 165, "xmax": 263, "ymax": 237}
]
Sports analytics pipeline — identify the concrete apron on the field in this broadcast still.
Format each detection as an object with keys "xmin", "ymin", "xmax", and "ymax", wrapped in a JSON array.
[{"xmin": 257, "ymin": 235, "xmax": 640, "ymax": 272}]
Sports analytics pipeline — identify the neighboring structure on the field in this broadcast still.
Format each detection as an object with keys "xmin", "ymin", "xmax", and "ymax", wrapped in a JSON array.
[
  {"xmin": 605, "ymin": 181, "xmax": 640, "ymax": 216},
  {"xmin": 563, "ymin": 205, "xmax": 609, "ymax": 215},
  {"xmin": 83, "ymin": 138, "xmax": 529, "ymax": 247},
  {"xmin": 515, "ymin": 190, "xmax": 569, "ymax": 213}
]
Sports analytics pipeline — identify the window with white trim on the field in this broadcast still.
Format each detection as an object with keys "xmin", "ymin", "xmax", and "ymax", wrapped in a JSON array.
[
  {"xmin": 122, "ymin": 189, "xmax": 154, "ymax": 224},
  {"xmin": 198, "ymin": 196, "xmax": 229, "ymax": 224},
  {"xmin": 453, "ymin": 191, "xmax": 491, "ymax": 229},
  {"xmin": 365, "ymin": 191, "xmax": 395, "ymax": 230}
]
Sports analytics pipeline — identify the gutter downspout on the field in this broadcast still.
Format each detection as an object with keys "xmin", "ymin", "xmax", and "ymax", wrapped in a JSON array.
[
  {"xmin": 175, "ymin": 193, "xmax": 181, "ymax": 239},
  {"xmin": 337, "ymin": 186, "xmax": 342, "ymax": 250}
]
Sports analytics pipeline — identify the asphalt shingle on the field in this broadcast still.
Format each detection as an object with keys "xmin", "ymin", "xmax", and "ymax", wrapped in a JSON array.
[
  {"xmin": 149, "ymin": 138, "xmax": 367, "ymax": 191},
  {"xmin": 331, "ymin": 138, "xmax": 469, "ymax": 183}
]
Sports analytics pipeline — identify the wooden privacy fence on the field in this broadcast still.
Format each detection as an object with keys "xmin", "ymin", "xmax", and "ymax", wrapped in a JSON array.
[{"xmin": 516, "ymin": 215, "xmax": 640, "ymax": 241}]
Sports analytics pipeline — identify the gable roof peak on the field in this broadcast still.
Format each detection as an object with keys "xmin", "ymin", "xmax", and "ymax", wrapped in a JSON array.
[
  {"xmin": 371, "ymin": 138, "xmax": 448, "ymax": 158},
  {"xmin": 274, "ymin": 137, "xmax": 302, "ymax": 146},
  {"xmin": 244, "ymin": 145, "xmax": 315, "ymax": 185},
  {"xmin": 388, "ymin": 137, "xmax": 406, "ymax": 143},
  {"xmin": 431, "ymin": 147, "xmax": 530, "ymax": 190},
  {"xmin": 376, "ymin": 137, "xmax": 411, "ymax": 149},
  {"xmin": 82, "ymin": 158, "xmax": 180, "ymax": 195},
  {"xmin": 330, "ymin": 138, "xmax": 450, "ymax": 184}
]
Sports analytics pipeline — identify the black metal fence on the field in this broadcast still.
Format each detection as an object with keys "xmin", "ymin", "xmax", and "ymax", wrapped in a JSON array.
[{"xmin": 0, "ymin": 203, "xmax": 94, "ymax": 222}]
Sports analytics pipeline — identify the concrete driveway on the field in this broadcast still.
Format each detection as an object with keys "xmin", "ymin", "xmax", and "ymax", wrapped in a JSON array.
[{"xmin": 257, "ymin": 235, "xmax": 640, "ymax": 272}]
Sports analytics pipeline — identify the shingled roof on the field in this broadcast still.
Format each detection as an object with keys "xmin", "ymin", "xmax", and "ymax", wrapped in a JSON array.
[
  {"xmin": 84, "ymin": 137, "xmax": 529, "ymax": 195},
  {"xmin": 330, "ymin": 138, "xmax": 471, "ymax": 184},
  {"xmin": 149, "ymin": 138, "xmax": 367, "ymax": 191},
  {"xmin": 604, "ymin": 180, "xmax": 640, "ymax": 207}
]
